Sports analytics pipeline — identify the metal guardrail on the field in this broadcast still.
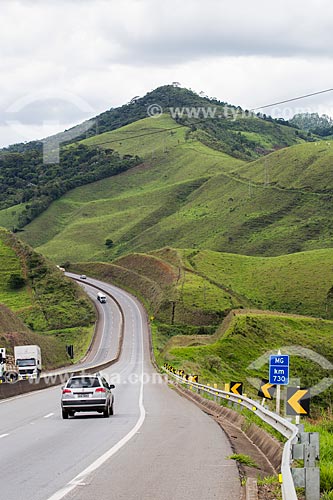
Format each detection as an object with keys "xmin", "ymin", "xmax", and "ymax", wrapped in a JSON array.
[{"xmin": 163, "ymin": 368, "xmax": 299, "ymax": 500}]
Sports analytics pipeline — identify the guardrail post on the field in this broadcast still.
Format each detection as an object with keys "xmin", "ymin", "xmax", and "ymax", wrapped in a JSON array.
[{"xmin": 291, "ymin": 432, "xmax": 320, "ymax": 500}]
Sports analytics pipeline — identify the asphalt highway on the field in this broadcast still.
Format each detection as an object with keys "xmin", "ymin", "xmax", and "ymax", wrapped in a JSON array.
[{"xmin": 0, "ymin": 276, "xmax": 240, "ymax": 500}]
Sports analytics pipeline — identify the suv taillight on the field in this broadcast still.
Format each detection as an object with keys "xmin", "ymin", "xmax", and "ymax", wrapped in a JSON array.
[
  {"xmin": 95, "ymin": 387, "xmax": 106, "ymax": 393},
  {"xmin": 62, "ymin": 389, "xmax": 72, "ymax": 394}
]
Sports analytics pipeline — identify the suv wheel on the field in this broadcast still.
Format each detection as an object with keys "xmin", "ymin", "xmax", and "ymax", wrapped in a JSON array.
[
  {"xmin": 110, "ymin": 402, "xmax": 114, "ymax": 415},
  {"xmin": 62, "ymin": 410, "xmax": 69, "ymax": 419}
]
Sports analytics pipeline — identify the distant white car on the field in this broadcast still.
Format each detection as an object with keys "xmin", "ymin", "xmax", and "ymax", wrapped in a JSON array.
[{"xmin": 80, "ymin": 275, "xmax": 87, "ymax": 279}]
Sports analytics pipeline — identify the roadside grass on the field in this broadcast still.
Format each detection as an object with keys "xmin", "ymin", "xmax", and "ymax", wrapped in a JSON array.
[
  {"xmin": 43, "ymin": 325, "xmax": 95, "ymax": 365},
  {"xmin": 228, "ymin": 453, "xmax": 259, "ymax": 468},
  {"xmin": 305, "ymin": 418, "xmax": 333, "ymax": 495},
  {"xmin": 163, "ymin": 311, "xmax": 333, "ymax": 408},
  {"xmin": 257, "ymin": 476, "xmax": 283, "ymax": 500},
  {"xmin": 0, "ymin": 229, "xmax": 96, "ymax": 369}
]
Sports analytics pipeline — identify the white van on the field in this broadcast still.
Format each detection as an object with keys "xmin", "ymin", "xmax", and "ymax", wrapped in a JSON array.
[{"xmin": 97, "ymin": 292, "xmax": 107, "ymax": 303}]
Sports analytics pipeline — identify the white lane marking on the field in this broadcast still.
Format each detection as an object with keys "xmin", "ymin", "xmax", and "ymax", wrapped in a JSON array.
[
  {"xmin": 0, "ymin": 433, "xmax": 9, "ymax": 439},
  {"xmin": 44, "ymin": 413, "xmax": 54, "ymax": 419},
  {"xmin": 46, "ymin": 291, "xmax": 146, "ymax": 500}
]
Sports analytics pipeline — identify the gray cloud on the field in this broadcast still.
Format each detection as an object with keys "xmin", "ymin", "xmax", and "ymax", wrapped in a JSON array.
[{"xmin": 0, "ymin": 0, "xmax": 332, "ymax": 147}]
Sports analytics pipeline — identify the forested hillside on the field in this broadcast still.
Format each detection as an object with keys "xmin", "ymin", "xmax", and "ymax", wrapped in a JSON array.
[{"xmin": 0, "ymin": 144, "xmax": 139, "ymax": 229}]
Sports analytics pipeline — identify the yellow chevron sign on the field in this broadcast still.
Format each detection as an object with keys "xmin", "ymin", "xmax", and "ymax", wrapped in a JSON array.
[
  {"xmin": 286, "ymin": 388, "xmax": 310, "ymax": 416},
  {"xmin": 258, "ymin": 379, "xmax": 276, "ymax": 400},
  {"xmin": 230, "ymin": 382, "xmax": 243, "ymax": 396}
]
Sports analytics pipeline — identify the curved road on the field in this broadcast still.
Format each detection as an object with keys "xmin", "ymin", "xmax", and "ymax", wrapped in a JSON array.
[{"xmin": 0, "ymin": 276, "xmax": 240, "ymax": 500}]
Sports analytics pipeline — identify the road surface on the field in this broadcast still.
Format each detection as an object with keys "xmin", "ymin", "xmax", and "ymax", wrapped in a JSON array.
[{"xmin": 0, "ymin": 276, "xmax": 240, "ymax": 500}]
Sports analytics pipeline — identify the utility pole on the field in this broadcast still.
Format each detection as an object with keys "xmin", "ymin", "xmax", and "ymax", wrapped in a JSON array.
[
  {"xmin": 264, "ymin": 158, "xmax": 269, "ymax": 186},
  {"xmin": 248, "ymin": 180, "xmax": 253, "ymax": 197}
]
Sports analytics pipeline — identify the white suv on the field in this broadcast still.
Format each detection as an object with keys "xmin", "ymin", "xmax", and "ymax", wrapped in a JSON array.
[{"xmin": 61, "ymin": 374, "xmax": 115, "ymax": 419}]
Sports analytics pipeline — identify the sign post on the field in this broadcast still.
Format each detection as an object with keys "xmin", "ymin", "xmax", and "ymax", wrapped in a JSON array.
[{"xmin": 269, "ymin": 351, "xmax": 289, "ymax": 415}]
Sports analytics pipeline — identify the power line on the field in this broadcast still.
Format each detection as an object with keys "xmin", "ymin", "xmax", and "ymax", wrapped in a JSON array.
[
  {"xmin": 87, "ymin": 87, "xmax": 333, "ymax": 148},
  {"xmin": 84, "ymin": 124, "xmax": 183, "ymax": 148},
  {"xmin": 251, "ymin": 87, "xmax": 333, "ymax": 111}
]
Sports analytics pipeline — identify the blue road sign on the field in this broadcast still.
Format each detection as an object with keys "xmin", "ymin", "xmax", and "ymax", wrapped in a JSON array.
[{"xmin": 269, "ymin": 354, "xmax": 289, "ymax": 385}]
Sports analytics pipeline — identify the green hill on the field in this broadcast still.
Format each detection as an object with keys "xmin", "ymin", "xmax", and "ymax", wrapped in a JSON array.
[
  {"xmin": 0, "ymin": 85, "xmax": 308, "ymax": 233},
  {"xmin": 67, "ymin": 84, "xmax": 306, "ymax": 160},
  {"xmin": 20, "ymin": 115, "xmax": 244, "ymax": 260},
  {"xmin": 18, "ymin": 115, "xmax": 333, "ymax": 259},
  {"xmin": 233, "ymin": 141, "xmax": 333, "ymax": 191},
  {"xmin": 183, "ymin": 248, "xmax": 333, "ymax": 318},
  {"xmin": 0, "ymin": 228, "xmax": 95, "ymax": 365}
]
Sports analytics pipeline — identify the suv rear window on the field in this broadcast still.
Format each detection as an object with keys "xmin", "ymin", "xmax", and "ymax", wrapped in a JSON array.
[{"xmin": 67, "ymin": 377, "xmax": 100, "ymax": 388}]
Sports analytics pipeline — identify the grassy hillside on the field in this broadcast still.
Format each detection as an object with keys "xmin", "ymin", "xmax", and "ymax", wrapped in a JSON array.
[
  {"xmin": 0, "ymin": 229, "xmax": 95, "ymax": 366},
  {"xmin": 21, "ymin": 115, "xmax": 243, "ymax": 260},
  {"xmin": 72, "ymin": 246, "xmax": 333, "ymax": 324},
  {"xmin": 0, "ymin": 204, "xmax": 26, "ymax": 231},
  {"xmin": 183, "ymin": 248, "xmax": 333, "ymax": 318},
  {"xmin": 0, "ymin": 236, "xmax": 31, "ymax": 310},
  {"xmin": 233, "ymin": 141, "xmax": 333, "ymax": 191},
  {"xmin": 0, "ymin": 303, "xmax": 30, "ymax": 334},
  {"xmin": 161, "ymin": 310, "xmax": 333, "ymax": 409},
  {"xmin": 19, "ymin": 115, "xmax": 333, "ymax": 260}
]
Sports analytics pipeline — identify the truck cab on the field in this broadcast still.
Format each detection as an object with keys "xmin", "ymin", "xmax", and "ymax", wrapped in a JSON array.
[
  {"xmin": 14, "ymin": 345, "xmax": 41, "ymax": 379},
  {"xmin": 97, "ymin": 292, "xmax": 107, "ymax": 303}
]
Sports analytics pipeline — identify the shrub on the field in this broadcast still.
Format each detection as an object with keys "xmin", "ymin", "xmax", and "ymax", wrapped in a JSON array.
[{"xmin": 8, "ymin": 273, "xmax": 26, "ymax": 290}]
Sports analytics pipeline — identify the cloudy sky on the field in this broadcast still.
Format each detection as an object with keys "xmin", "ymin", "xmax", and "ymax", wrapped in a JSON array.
[{"xmin": 0, "ymin": 0, "xmax": 332, "ymax": 147}]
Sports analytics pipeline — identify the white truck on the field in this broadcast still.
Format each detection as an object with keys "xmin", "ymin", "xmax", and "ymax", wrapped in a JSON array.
[
  {"xmin": 0, "ymin": 348, "xmax": 19, "ymax": 382},
  {"xmin": 14, "ymin": 345, "xmax": 42, "ymax": 379},
  {"xmin": 97, "ymin": 292, "xmax": 107, "ymax": 303}
]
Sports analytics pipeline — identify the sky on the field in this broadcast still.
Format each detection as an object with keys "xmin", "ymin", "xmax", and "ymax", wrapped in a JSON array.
[{"xmin": 0, "ymin": 0, "xmax": 332, "ymax": 147}]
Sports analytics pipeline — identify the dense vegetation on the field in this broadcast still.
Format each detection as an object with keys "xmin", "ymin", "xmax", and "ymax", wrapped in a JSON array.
[
  {"xmin": 0, "ymin": 143, "xmax": 140, "ymax": 229},
  {"xmin": 81, "ymin": 85, "xmax": 309, "ymax": 160},
  {"xmin": 290, "ymin": 112, "xmax": 333, "ymax": 137},
  {"xmin": 0, "ymin": 228, "xmax": 95, "ymax": 366}
]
